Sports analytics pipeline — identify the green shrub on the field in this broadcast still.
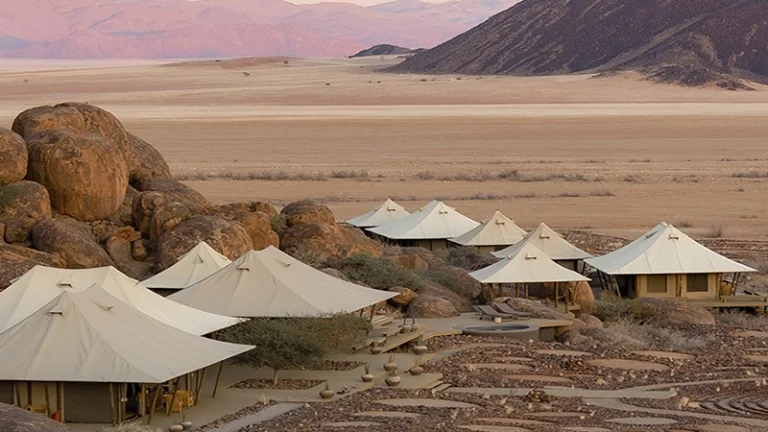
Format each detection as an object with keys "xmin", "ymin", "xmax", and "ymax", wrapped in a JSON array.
[
  {"xmin": 336, "ymin": 254, "xmax": 425, "ymax": 290},
  {"xmin": 270, "ymin": 214, "xmax": 288, "ymax": 234},
  {"xmin": 215, "ymin": 315, "xmax": 368, "ymax": 382},
  {"xmin": 443, "ymin": 246, "xmax": 497, "ymax": 270},
  {"xmin": 592, "ymin": 297, "xmax": 646, "ymax": 322},
  {"xmin": 0, "ymin": 183, "xmax": 21, "ymax": 211},
  {"xmin": 418, "ymin": 269, "xmax": 467, "ymax": 296}
]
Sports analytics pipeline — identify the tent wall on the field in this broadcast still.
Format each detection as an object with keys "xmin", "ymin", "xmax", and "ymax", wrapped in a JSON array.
[
  {"xmin": 149, "ymin": 288, "xmax": 180, "ymax": 298},
  {"xmin": 635, "ymin": 273, "xmax": 718, "ymax": 299},
  {"xmin": 0, "ymin": 382, "xmax": 12, "ymax": 404},
  {"xmin": 63, "ymin": 382, "xmax": 117, "ymax": 423}
]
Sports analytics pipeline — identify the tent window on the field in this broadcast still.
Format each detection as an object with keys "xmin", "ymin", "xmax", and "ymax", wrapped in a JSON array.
[
  {"xmin": 687, "ymin": 273, "xmax": 709, "ymax": 293},
  {"xmin": 647, "ymin": 275, "xmax": 668, "ymax": 293}
]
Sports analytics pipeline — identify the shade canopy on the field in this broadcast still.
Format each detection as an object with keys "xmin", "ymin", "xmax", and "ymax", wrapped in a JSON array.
[
  {"xmin": 585, "ymin": 222, "xmax": 757, "ymax": 275},
  {"xmin": 367, "ymin": 200, "xmax": 479, "ymax": 240},
  {"xmin": 142, "ymin": 242, "xmax": 232, "ymax": 290},
  {"xmin": 493, "ymin": 223, "xmax": 592, "ymax": 261},
  {"xmin": 471, "ymin": 242, "xmax": 590, "ymax": 284},
  {"xmin": 346, "ymin": 199, "xmax": 411, "ymax": 228},
  {"xmin": 449, "ymin": 210, "xmax": 527, "ymax": 247},
  {"xmin": 169, "ymin": 246, "xmax": 397, "ymax": 317},
  {"xmin": 0, "ymin": 266, "xmax": 241, "ymax": 335},
  {"xmin": 0, "ymin": 286, "xmax": 253, "ymax": 383}
]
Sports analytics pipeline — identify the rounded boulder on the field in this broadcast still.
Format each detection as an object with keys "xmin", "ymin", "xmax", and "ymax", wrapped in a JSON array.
[
  {"xmin": 0, "ymin": 128, "xmax": 27, "ymax": 186},
  {"xmin": 408, "ymin": 295, "xmax": 459, "ymax": 318},
  {"xmin": 0, "ymin": 402, "xmax": 73, "ymax": 432},
  {"xmin": 25, "ymin": 130, "xmax": 128, "ymax": 221},
  {"xmin": 32, "ymin": 219, "xmax": 114, "ymax": 268},
  {"xmin": 280, "ymin": 200, "xmax": 336, "ymax": 227},
  {"xmin": 155, "ymin": 215, "xmax": 252, "ymax": 271}
]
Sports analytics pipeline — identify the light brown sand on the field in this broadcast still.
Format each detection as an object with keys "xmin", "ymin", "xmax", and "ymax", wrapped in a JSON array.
[{"xmin": 1, "ymin": 57, "xmax": 766, "ymax": 240}]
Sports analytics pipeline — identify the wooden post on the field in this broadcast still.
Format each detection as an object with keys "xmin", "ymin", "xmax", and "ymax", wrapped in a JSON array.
[
  {"xmin": 525, "ymin": 283, "xmax": 529, "ymax": 299},
  {"xmin": 212, "ymin": 361, "xmax": 224, "ymax": 398},
  {"xmin": 59, "ymin": 383, "xmax": 65, "ymax": 423},
  {"xmin": 166, "ymin": 378, "xmax": 179, "ymax": 416},
  {"xmin": 139, "ymin": 384, "xmax": 146, "ymax": 418},
  {"xmin": 26, "ymin": 382, "xmax": 32, "ymax": 406},
  {"xmin": 12, "ymin": 382, "xmax": 19, "ymax": 407},
  {"xmin": 147, "ymin": 383, "xmax": 162, "ymax": 425},
  {"xmin": 120, "ymin": 383, "xmax": 127, "ymax": 422},
  {"xmin": 195, "ymin": 368, "xmax": 207, "ymax": 400},
  {"xmin": 554, "ymin": 283, "xmax": 560, "ymax": 309},
  {"xmin": 44, "ymin": 383, "xmax": 51, "ymax": 417},
  {"xmin": 108, "ymin": 384, "xmax": 117, "ymax": 425}
]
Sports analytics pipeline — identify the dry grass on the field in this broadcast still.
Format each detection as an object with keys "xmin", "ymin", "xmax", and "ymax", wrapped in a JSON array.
[
  {"xmin": 675, "ymin": 220, "xmax": 694, "ymax": 228},
  {"xmin": 623, "ymin": 174, "xmax": 643, "ymax": 183},
  {"xmin": 412, "ymin": 170, "xmax": 598, "ymax": 183},
  {"xmin": 175, "ymin": 170, "xmax": 332, "ymax": 181},
  {"xmin": 589, "ymin": 189, "xmax": 615, "ymax": 197},
  {"xmin": 714, "ymin": 310, "xmax": 768, "ymax": 331},
  {"xmin": 99, "ymin": 424, "xmax": 162, "ymax": 432},
  {"xmin": 708, "ymin": 223, "xmax": 727, "ymax": 238},
  {"xmin": 732, "ymin": 171, "xmax": 768, "ymax": 179}
]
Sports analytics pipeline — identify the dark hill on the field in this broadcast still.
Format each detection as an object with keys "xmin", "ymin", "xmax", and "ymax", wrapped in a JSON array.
[
  {"xmin": 351, "ymin": 44, "xmax": 418, "ymax": 58},
  {"xmin": 388, "ymin": 0, "xmax": 768, "ymax": 87}
]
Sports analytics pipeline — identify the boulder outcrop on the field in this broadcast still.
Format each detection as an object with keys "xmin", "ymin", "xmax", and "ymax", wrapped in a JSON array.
[
  {"xmin": 0, "ymin": 128, "xmax": 27, "ymax": 186},
  {"xmin": 155, "ymin": 215, "xmax": 252, "ymax": 271},
  {"xmin": 32, "ymin": 219, "xmax": 114, "ymax": 268}
]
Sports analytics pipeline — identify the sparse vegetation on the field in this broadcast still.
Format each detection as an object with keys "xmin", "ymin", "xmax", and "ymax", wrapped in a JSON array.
[
  {"xmin": 675, "ymin": 221, "xmax": 694, "ymax": 228},
  {"xmin": 589, "ymin": 189, "xmax": 615, "ymax": 197},
  {"xmin": 215, "ymin": 316, "xmax": 368, "ymax": 383},
  {"xmin": 336, "ymin": 254, "xmax": 425, "ymax": 290},
  {"xmin": 270, "ymin": 214, "xmax": 288, "ymax": 234},
  {"xmin": 175, "ymin": 170, "xmax": 378, "ymax": 182},
  {"xmin": 623, "ymin": 174, "xmax": 642, "ymax": 183},
  {"xmin": 559, "ymin": 192, "xmax": 582, "ymax": 198},
  {"xmin": 286, "ymin": 244, "xmax": 324, "ymax": 267},
  {"xmin": 732, "ymin": 171, "xmax": 768, "ymax": 178},
  {"xmin": 628, "ymin": 158, "xmax": 652, "ymax": 163},
  {"xmin": 0, "ymin": 183, "xmax": 22, "ymax": 210},
  {"xmin": 708, "ymin": 223, "xmax": 726, "ymax": 238},
  {"xmin": 99, "ymin": 424, "xmax": 162, "ymax": 432},
  {"xmin": 330, "ymin": 170, "xmax": 369, "ymax": 179}
]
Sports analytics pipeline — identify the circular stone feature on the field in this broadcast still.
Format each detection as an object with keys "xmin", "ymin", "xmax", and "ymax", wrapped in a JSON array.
[
  {"xmin": 353, "ymin": 411, "xmax": 421, "ymax": 419},
  {"xmin": 375, "ymin": 399, "xmax": 479, "ymax": 408},
  {"xmin": 465, "ymin": 363, "xmax": 533, "ymax": 371},
  {"xmin": 322, "ymin": 421, "xmax": 382, "ymax": 427},
  {"xmin": 696, "ymin": 425, "xmax": 749, "ymax": 432},
  {"xmin": 534, "ymin": 349, "xmax": 593, "ymax": 356},
  {"xmin": 459, "ymin": 426, "xmax": 530, "ymax": 432},
  {"xmin": 463, "ymin": 324, "xmax": 538, "ymax": 338},
  {"xmin": 632, "ymin": 350, "xmax": 694, "ymax": 360},
  {"xmin": 506, "ymin": 375, "xmax": 573, "ymax": 383},
  {"xmin": 607, "ymin": 417, "xmax": 677, "ymax": 425},
  {"xmin": 587, "ymin": 359, "xmax": 670, "ymax": 371}
]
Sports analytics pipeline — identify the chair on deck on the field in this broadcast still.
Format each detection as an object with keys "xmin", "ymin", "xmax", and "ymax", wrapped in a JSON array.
[
  {"xmin": 474, "ymin": 305, "xmax": 522, "ymax": 321},
  {"xmin": 494, "ymin": 302, "xmax": 531, "ymax": 318}
]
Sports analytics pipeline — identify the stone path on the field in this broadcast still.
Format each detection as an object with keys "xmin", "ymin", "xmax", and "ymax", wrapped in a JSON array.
[
  {"xmin": 352, "ymin": 411, "xmax": 421, "ymax": 419},
  {"xmin": 732, "ymin": 330, "xmax": 768, "ymax": 338},
  {"xmin": 505, "ymin": 374, "xmax": 573, "ymax": 383},
  {"xmin": 474, "ymin": 418, "xmax": 551, "ymax": 426},
  {"xmin": 631, "ymin": 350, "xmax": 694, "ymax": 360},
  {"xmin": 606, "ymin": 417, "xmax": 677, "ymax": 425},
  {"xmin": 584, "ymin": 398, "xmax": 768, "ymax": 427},
  {"xmin": 743, "ymin": 354, "xmax": 768, "ymax": 362},
  {"xmin": 696, "ymin": 424, "xmax": 749, "ymax": 432},
  {"xmin": 458, "ymin": 426, "xmax": 530, "ymax": 432},
  {"xmin": 534, "ymin": 349, "xmax": 593, "ymax": 356},
  {"xmin": 464, "ymin": 363, "xmax": 533, "ymax": 371},
  {"xmin": 447, "ymin": 387, "xmax": 676, "ymax": 399},
  {"xmin": 586, "ymin": 358, "xmax": 670, "ymax": 371},
  {"xmin": 205, "ymin": 403, "xmax": 302, "ymax": 432},
  {"xmin": 374, "ymin": 398, "xmax": 479, "ymax": 408},
  {"xmin": 322, "ymin": 421, "xmax": 382, "ymax": 427}
]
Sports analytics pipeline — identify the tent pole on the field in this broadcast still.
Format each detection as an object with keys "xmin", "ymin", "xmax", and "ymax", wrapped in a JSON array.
[
  {"xmin": 525, "ymin": 283, "xmax": 529, "ymax": 299},
  {"xmin": 59, "ymin": 382, "xmax": 65, "ymax": 422},
  {"xmin": 139, "ymin": 384, "xmax": 146, "ymax": 417},
  {"xmin": 44, "ymin": 382, "xmax": 51, "ymax": 416},
  {"xmin": 167, "ymin": 378, "xmax": 179, "ymax": 416},
  {"xmin": 12, "ymin": 382, "xmax": 19, "ymax": 407},
  {"xmin": 26, "ymin": 382, "xmax": 32, "ymax": 406},
  {"xmin": 195, "ymin": 368, "xmax": 207, "ymax": 403},
  {"xmin": 109, "ymin": 384, "xmax": 117, "ymax": 425},
  {"xmin": 147, "ymin": 383, "xmax": 162, "ymax": 425},
  {"xmin": 212, "ymin": 361, "xmax": 224, "ymax": 398},
  {"xmin": 120, "ymin": 383, "xmax": 127, "ymax": 423},
  {"xmin": 554, "ymin": 283, "xmax": 559, "ymax": 309}
]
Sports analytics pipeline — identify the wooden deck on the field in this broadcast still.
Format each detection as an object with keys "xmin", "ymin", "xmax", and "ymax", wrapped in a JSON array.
[{"xmin": 685, "ymin": 295, "xmax": 768, "ymax": 311}]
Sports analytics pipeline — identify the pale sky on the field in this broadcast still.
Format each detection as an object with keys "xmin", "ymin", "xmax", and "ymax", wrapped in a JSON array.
[{"xmin": 190, "ymin": 0, "xmax": 452, "ymax": 6}]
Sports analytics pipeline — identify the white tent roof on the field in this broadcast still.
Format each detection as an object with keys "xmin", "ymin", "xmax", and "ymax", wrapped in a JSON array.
[
  {"xmin": 493, "ymin": 223, "xmax": 592, "ymax": 261},
  {"xmin": 169, "ymin": 246, "xmax": 397, "ymax": 317},
  {"xmin": 0, "ymin": 286, "xmax": 253, "ymax": 383},
  {"xmin": 471, "ymin": 242, "xmax": 590, "ymax": 284},
  {"xmin": 449, "ymin": 210, "xmax": 527, "ymax": 247},
  {"xmin": 367, "ymin": 200, "xmax": 479, "ymax": 240},
  {"xmin": 0, "ymin": 266, "xmax": 241, "ymax": 335},
  {"xmin": 585, "ymin": 222, "xmax": 757, "ymax": 275},
  {"xmin": 346, "ymin": 199, "xmax": 411, "ymax": 228},
  {"xmin": 142, "ymin": 242, "xmax": 232, "ymax": 290}
]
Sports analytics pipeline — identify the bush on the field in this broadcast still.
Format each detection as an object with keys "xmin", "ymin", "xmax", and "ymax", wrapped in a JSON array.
[
  {"xmin": 286, "ymin": 244, "xmax": 324, "ymax": 268},
  {"xmin": 418, "ymin": 268, "xmax": 471, "ymax": 297},
  {"xmin": 100, "ymin": 424, "xmax": 162, "ymax": 432},
  {"xmin": 0, "ymin": 183, "xmax": 22, "ymax": 211},
  {"xmin": 270, "ymin": 214, "xmax": 288, "ymax": 234},
  {"xmin": 215, "ymin": 316, "xmax": 368, "ymax": 382},
  {"xmin": 443, "ymin": 246, "xmax": 498, "ymax": 270},
  {"xmin": 336, "ymin": 254, "xmax": 425, "ymax": 290},
  {"xmin": 592, "ymin": 297, "xmax": 646, "ymax": 322}
]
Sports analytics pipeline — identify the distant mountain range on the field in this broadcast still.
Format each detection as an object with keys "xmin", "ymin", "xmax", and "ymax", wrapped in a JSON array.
[
  {"xmin": 0, "ymin": 0, "xmax": 521, "ymax": 59},
  {"xmin": 350, "ymin": 44, "xmax": 423, "ymax": 58},
  {"xmin": 390, "ymin": 0, "xmax": 768, "ymax": 88}
]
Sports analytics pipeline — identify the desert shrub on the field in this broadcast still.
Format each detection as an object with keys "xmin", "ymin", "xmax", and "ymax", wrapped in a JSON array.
[
  {"xmin": 270, "ymin": 214, "xmax": 288, "ymax": 234},
  {"xmin": 0, "ymin": 183, "xmax": 21, "ymax": 210},
  {"xmin": 418, "ymin": 269, "xmax": 465, "ymax": 294},
  {"xmin": 715, "ymin": 310, "xmax": 768, "ymax": 331},
  {"xmin": 330, "ymin": 170, "xmax": 369, "ymax": 179},
  {"xmin": 336, "ymin": 254, "xmax": 425, "ymax": 290},
  {"xmin": 497, "ymin": 169, "xmax": 520, "ymax": 180},
  {"xmin": 589, "ymin": 189, "xmax": 615, "ymax": 197},
  {"xmin": 215, "ymin": 316, "xmax": 368, "ymax": 382},
  {"xmin": 604, "ymin": 319, "xmax": 714, "ymax": 351},
  {"xmin": 592, "ymin": 297, "xmax": 646, "ymax": 322},
  {"xmin": 100, "ymin": 424, "xmax": 162, "ymax": 432},
  {"xmin": 443, "ymin": 246, "xmax": 496, "ymax": 270},
  {"xmin": 415, "ymin": 171, "xmax": 435, "ymax": 180},
  {"xmin": 623, "ymin": 174, "xmax": 642, "ymax": 183},
  {"xmin": 709, "ymin": 223, "xmax": 726, "ymax": 238},
  {"xmin": 675, "ymin": 220, "xmax": 694, "ymax": 228},
  {"xmin": 732, "ymin": 171, "xmax": 768, "ymax": 178},
  {"xmin": 286, "ymin": 244, "xmax": 324, "ymax": 267}
]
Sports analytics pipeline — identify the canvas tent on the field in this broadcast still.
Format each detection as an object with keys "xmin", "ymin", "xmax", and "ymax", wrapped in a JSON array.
[
  {"xmin": 585, "ymin": 222, "xmax": 756, "ymax": 299},
  {"xmin": 449, "ymin": 210, "xmax": 527, "ymax": 253},
  {"xmin": 367, "ymin": 200, "xmax": 479, "ymax": 251},
  {"xmin": 169, "ymin": 246, "xmax": 396, "ymax": 317},
  {"xmin": 142, "ymin": 242, "xmax": 232, "ymax": 295},
  {"xmin": 346, "ymin": 198, "xmax": 411, "ymax": 228},
  {"xmin": 0, "ymin": 286, "xmax": 253, "ymax": 423},
  {"xmin": 493, "ymin": 222, "xmax": 592, "ymax": 271},
  {"xmin": 471, "ymin": 242, "xmax": 589, "ymax": 310},
  {"xmin": 0, "ymin": 266, "xmax": 241, "ymax": 335}
]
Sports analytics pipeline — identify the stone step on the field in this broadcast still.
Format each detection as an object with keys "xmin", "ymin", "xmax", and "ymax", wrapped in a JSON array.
[
  {"xmin": 431, "ymin": 383, "xmax": 453, "ymax": 394},
  {"xmin": 715, "ymin": 396, "xmax": 746, "ymax": 414},
  {"xmin": 379, "ymin": 329, "xmax": 427, "ymax": 353},
  {"xmin": 743, "ymin": 400, "xmax": 768, "ymax": 415},
  {"xmin": 699, "ymin": 402, "xmax": 728, "ymax": 413}
]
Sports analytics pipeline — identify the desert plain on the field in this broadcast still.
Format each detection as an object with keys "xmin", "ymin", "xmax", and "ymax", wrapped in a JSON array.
[{"xmin": 1, "ymin": 56, "xmax": 767, "ymax": 241}]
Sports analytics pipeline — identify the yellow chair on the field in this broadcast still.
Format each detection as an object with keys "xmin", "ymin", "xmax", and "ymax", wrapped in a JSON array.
[
  {"xmin": 164, "ymin": 390, "xmax": 194, "ymax": 414},
  {"xmin": 26, "ymin": 404, "xmax": 50, "ymax": 417}
]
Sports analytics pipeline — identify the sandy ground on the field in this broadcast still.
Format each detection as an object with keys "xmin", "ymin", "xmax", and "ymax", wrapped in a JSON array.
[{"xmin": 1, "ymin": 57, "xmax": 767, "ymax": 240}]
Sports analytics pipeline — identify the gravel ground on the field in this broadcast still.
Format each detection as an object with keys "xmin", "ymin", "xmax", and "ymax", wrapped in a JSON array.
[{"xmin": 232, "ymin": 379, "xmax": 325, "ymax": 390}]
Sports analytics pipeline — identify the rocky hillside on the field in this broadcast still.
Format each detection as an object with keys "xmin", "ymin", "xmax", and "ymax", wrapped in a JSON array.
[
  {"xmin": 350, "ymin": 44, "xmax": 421, "ymax": 58},
  {"xmin": 389, "ymin": 0, "xmax": 768, "ymax": 87}
]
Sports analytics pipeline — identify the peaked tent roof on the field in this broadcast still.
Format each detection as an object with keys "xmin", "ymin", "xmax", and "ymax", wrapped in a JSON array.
[
  {"xmin": 471, "ymin": 242, "xmax": 589, "ymax": 284},
  {"xmin": 492, "ymin": 223, "xmax": 592, "ymax": 261},
  {"xmin": 449, "ymin": 210, "xmax": 527, "ymax": 247},
  {"xmin": 367, "ymin": 200, "xmax": 479, "ymax": 240},
  {"xmin": 0, "ymin": 266, "xmax": 241, "ymax": 335},
  {"xmin": 0, "ymin": 286, "xmax": 253, "ymax": 383},
  {"xmin": 585, "ymin": 222, "xmax": 757, "ymax": 275},
  {"xmin": 346, "ymin": 199, "xmax": 411, "ymax": 228},
  {"xmin": 169, "ymin": 246, "xmax": 397, "ymax": 317},
  {"xmin": 142, "ymin": 242, "xmax": 232, "ymax": 290}
]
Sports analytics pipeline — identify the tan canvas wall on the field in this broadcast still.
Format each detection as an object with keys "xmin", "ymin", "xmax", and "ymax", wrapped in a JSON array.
[
  {"xmin": 0, "ymin": 382, "xmax": 13, "ymax": 405},
  {"xmin": 636, "ymin": 273, "xmax": 718, "ymax": 299},
  {"xmin": 63, "ymin": 382, "xmax": 116, "ymax": 423},
  {"xmin": 413, "ymin": 239, "xmax": 449, "ymax": 251}
]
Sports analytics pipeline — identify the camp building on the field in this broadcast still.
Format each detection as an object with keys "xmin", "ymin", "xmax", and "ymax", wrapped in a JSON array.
[
  {"xmin": 169, "ymin": 246, "xmax": 396, "ymax": 317},
  {"xmin": 346, "ymin": 198, "xmax": 411, "ymax": 228},
  {"xmin": 0, "ymin": 265, "xmax": 241, "ymax": 335},
  {"xmin": 493, "ymin": 222, "xmax": 592, "ymax": 271},
  {"xmin": 449, "ymin": 210, "xmax": 527, "ymax": 253},
  {"xmin": 0, "ymin": 286, "xmax": 253, "ymax": 424},
  {"xmin": 366, "ymin": 200, "xmax": 479, "ymax": 251},
  {"xmin": 143, "ymin": 242, "xmax": 232, "ymax": 296},
  {"xmin": 585, "ymin": 222, "xmax": 756, "ymax": 300},
  {"xmin": 471, "ymin": 242, "xmax": 589, "ymax": 311}
]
